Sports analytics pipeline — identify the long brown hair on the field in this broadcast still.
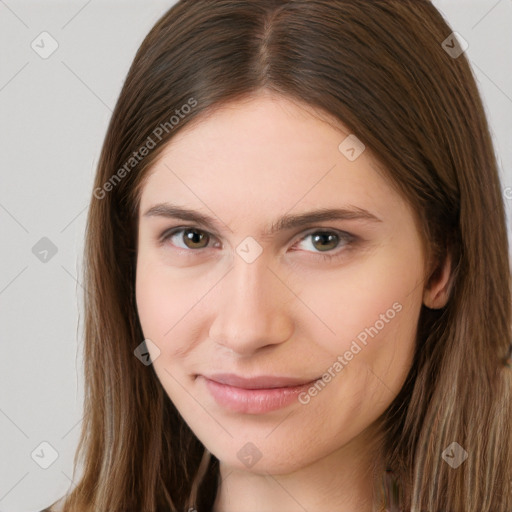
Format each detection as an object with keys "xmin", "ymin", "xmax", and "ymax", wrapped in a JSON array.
[{"xmin": 47, "ymin": 1, "xmax": 512, "ymax": 510}]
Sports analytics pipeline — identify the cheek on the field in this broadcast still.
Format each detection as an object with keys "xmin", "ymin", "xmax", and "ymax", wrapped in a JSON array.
[
  {"xmin": 135, "ymin": 258, "xmax": 194, "ymax": 351},
  {"xmin": 136, "ymin": 264, "xmax": 168, "ymax": 341},
  {"xmin": 304, "ymin": 245, "xmax": 423, "ymax": 407},
  {"xmin": 135, "ymin": 253, "xmax": 221, "ymax": 368},
  {"xmin": 314, "ymin": 250, "xmax": 422, "ymax": 345}
]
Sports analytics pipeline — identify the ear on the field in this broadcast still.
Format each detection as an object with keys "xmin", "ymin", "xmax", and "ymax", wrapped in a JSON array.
[{"xmin": 423, "ymin": 252, "xmax": 453, "ymax": 309}]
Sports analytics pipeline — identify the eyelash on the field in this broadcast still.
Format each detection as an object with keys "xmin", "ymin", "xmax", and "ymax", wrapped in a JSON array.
[{"xmin": 158, "ymin": 226, "xmax": 357, "ymax": 261}]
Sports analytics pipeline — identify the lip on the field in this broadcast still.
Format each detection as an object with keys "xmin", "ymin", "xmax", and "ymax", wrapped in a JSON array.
[{"xmin": 199, "ymin": 373, "xmax": 320, "ymax": 414}]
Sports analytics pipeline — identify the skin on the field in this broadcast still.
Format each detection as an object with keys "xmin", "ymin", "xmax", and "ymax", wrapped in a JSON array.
[{"xmin": 135, "ymin": 89, "xmax": 451, "ymax": 512}]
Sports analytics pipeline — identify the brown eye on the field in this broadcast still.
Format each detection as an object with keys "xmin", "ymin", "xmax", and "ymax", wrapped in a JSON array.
[
  {"xmin": 162, "ymin": 227, "xmax": 211, "ymax": 250},
  {"xmin": 310, "ymin": 232, "xmax": 339, "ymax": 252},
  {"xmin": 293, "ymin": 229, "xmax": 355, "ymax": 261},
  {"xmin": 180, "ymin": 228, "xmax": 210, "ymax": 249}
]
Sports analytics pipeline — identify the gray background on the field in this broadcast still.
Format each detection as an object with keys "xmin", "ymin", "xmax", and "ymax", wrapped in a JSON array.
[{"xmin": 0, "ymin": 1, "xmax": 511, "ymax": 511}]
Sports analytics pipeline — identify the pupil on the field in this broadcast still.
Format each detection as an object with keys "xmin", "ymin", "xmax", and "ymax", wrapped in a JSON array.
[{"xmin": 313, "ymin": 233, "xmax": 338, "ymax": 251}]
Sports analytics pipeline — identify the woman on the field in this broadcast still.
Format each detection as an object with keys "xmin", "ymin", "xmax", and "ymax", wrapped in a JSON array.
[{"xmin": 43, "ymin": 0, "xmax": 512, "ymax": 510}]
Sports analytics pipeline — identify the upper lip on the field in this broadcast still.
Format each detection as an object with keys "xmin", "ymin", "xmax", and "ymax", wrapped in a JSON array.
[{"xmin": 201, "ymin": 373, "xmax": 319, "ymax": 389}]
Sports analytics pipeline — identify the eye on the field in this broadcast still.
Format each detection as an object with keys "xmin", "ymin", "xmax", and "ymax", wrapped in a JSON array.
[
  {"xmin": 293, "ymin": 230, "xmax": 355, "ymax": 259},
  {"xmin": 161, "ymin": 227, "xmax": 216, "ymax": 250}
]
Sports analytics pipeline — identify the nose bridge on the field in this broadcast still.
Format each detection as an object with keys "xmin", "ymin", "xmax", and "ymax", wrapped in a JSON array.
[
  {"xmin": 208, "ymin": 250, "xmax": 294, "ymax": 353},
  {"xmin": 234, "ymin": 245, "xmax": 270, "ymax": 295}
]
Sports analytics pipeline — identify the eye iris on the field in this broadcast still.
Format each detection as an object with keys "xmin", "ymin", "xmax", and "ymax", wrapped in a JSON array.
[
  {"xmin": 312, "ymin": 232, "xmax": 338, "ymax": 252},
  {"xmin": 183, "ymin": 228, "xmax": 208, "ymax": 249}
]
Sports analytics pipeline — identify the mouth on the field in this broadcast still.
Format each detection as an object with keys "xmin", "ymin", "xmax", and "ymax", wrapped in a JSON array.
[{"xmin": 197, "ymin": 373, "xmax": 321, "ymax": 414}]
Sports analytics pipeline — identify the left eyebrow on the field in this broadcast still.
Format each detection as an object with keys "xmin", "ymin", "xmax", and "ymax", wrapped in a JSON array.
[{"xmin": 142, "ymin": 202, "xmax": 382, "ymax": 237}]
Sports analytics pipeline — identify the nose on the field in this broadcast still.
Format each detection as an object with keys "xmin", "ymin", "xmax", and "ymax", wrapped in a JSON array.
[{"xmin": 208, "ymin": 253, "xmax": 295, "ymax": 356}]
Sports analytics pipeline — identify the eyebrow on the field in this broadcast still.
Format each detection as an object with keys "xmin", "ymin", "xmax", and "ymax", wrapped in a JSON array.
[{"xmin": 142, "ymin": 202, "xmax": 382, "ymax": 237}]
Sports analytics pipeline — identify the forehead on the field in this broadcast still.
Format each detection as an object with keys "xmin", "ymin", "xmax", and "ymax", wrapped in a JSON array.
[{"xmin": 138, "ymin": 92, "xmax": 401, "ymax": 227}]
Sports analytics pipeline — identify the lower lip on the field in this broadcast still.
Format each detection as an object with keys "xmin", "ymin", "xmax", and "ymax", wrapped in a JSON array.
[{"xmin": 201, "ymin": 376, "xmax": 315, "ymax": 414}]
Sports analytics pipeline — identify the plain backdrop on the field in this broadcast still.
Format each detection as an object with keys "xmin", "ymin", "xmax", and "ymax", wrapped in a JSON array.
[{"xmin": 0, "ymin": 1, "xmax": 511, "ymax": 510}]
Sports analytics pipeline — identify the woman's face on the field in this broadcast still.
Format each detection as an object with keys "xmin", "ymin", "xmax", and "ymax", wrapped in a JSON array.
[{"xmin": 135, "ymin": 91, "xmax": 427, "ymax": 474}]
